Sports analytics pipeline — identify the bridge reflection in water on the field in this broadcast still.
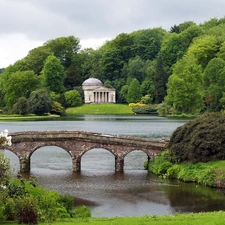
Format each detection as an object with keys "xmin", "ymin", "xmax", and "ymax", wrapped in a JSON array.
[{"xmin": 6, "ymin": 131, "xmax": 168, "ymax": 173}]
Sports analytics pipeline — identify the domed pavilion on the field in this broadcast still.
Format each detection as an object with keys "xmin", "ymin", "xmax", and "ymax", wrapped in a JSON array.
[{"xmin": 82, "ymin": 78, "xmax": 116, "ymax": 104}]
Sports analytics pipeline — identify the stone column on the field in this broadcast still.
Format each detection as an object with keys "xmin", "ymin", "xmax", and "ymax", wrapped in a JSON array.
[
  {"xmin": 115, "ymin": 156, "xmax": 124, "ymax": 172},
  {"xmin": 20, "ymin": 157, "xmax": 30, "ymax": 172},
  {"xmin": 72, "ymin": 157, "xmax": 81, "ymax": 172}
]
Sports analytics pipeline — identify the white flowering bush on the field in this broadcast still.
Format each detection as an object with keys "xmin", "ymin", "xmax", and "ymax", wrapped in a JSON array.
[
  {"xmin": 0, "ymin": 130, "xmax": 12, "ymax": 186},
  {"xmin": 0, "ymin": 130, "xmax": 12, "ymax": 149}
]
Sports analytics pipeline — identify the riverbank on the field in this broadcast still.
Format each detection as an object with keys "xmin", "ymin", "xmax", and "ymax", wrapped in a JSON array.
[
  {"xmin": 5, "ymin": 211, "xmax": 225, "ymax": 225},
  {"xmin": 0, "ymin": 114, "xmax": 60, "ymax": 121},
  {"xmin": 148, "ymin": 150, "xmax": 225, "ymax": 188},
  {"xmin": 66, "ymin": 104, "xmax": 134, "ymax": 114}
]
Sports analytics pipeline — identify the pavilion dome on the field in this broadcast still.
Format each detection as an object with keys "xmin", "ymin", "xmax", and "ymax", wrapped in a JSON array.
[{"xmin": 82, "ymin": 78, "xmax": 103, "ymax": 87}]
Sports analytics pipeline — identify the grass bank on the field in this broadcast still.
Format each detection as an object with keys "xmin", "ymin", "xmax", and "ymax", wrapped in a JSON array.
[
  {"xmin": 4, "ymin": 211, "xmax": 225, "ymax": 225},
  {"xmin": 66, "ymin": 104, "xmax": 134, "ymax": 115},
  {"xmin": 0, "ymin": 114, "xmax": 60, "ymax": 121},
  {"xmin": 149, "ymin": 150, "xmax": 225, "ymax": 188}
]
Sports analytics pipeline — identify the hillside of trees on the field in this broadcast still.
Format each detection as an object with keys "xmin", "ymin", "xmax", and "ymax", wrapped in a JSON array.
[{"xmin": 1, "ymin": 17, "xmax": 225, "ymax": 115}]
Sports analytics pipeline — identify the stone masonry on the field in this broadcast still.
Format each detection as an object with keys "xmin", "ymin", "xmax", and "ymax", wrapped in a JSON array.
[{"xmin": 6, "ymin": 131, "xmax": 169, "ymax": 172}]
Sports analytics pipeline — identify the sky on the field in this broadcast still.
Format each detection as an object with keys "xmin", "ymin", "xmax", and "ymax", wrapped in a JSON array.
[{"xmin": 0, "ymin": 0, "xmax": 225, "ymax": 68}]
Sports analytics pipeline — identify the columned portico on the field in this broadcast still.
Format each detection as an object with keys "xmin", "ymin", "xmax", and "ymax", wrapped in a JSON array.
[{"xmin": 82, "ymin": 78, "xmax": 116, "ymax": 104}]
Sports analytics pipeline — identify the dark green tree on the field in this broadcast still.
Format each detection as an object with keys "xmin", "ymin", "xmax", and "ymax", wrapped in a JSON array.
[
  {"xmin": 154, "ymin": 55, "xmax": 168, "ymax": 103},
  {"xmin": 28, "ymin": 89, "xmax": 52, "ymax": 115}
]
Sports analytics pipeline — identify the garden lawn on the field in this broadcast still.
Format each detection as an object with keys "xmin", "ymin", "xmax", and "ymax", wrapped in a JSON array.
[
  {"xmin": 4, "ymin": 212, "xmax": 225, "ymax": 225},
  {"xmin": 66, "ymin": 104, "xmax": 134, "ymax": 115}
]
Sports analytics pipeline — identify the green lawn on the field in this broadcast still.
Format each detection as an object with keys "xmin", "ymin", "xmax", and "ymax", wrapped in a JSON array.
[
  {"xmin": 66, "ymin": 104, "xmax": 134, "ymax": 115},
  {"xmin": 4, "ymin": 212, "xmax": 225, "ymax": 225}
]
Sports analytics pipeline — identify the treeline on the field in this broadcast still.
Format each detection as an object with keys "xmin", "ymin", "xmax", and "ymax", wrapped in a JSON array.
[{"xmin": 1, "ymin": 17, "xmax": 225, "ymax": 115}]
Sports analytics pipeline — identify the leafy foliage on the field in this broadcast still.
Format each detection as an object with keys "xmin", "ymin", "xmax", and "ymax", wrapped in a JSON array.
[
  {"xmin": 28, "ymin": 89, "xmax": 52, "ymax": 115},
  {"xmin": 168, "ymin": 112, "xmax": 225, "ymax": 162}
]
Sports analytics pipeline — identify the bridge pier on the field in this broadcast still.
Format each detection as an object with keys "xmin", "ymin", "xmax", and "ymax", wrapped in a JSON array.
[
  {"xmin": 115, "ymin": 156, "xmax": 124, "ymax": 172},
  {"xmin": 72, "ymin": 158, "xmax": 81, "ymax": 172},
  {"xmin": 20, "ymin": 157, "xmax": 30, "ymax": 173}
]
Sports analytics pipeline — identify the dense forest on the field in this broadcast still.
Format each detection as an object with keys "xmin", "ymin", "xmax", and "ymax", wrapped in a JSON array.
[{"xmin": 1, "ymin": 17, "xmax": 225, "ymax": 116}]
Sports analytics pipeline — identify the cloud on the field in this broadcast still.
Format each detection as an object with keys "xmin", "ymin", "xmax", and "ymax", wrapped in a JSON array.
[{"xmin": 0, "ymin": 0, "xmax": 225, "ymax": 67}]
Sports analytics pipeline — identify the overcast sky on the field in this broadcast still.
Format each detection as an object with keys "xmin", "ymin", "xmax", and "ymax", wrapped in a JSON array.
[{"xmin": 0, "ymin": 0, "xmax": 225, "ymax": 68}]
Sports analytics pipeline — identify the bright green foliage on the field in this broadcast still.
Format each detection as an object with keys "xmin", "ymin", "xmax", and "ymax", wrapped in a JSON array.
[
  {"xmin": 74, "ymin": 205, "xmax": 91, "ymax": 218},
  {"xmin": 126, "ymin": 78, "xmax": 141, "ymax": 103},
  {"xmin": 165, "ymin": 55, "xmax": 204, "ymax": 113},
  {"xmin": 28, "ymin": 89, "xmax": 52, "ymax": 115},
  {"xmin": 64, "ymin": 90, "xmax": 82, "ymax": 107},
  {"xmin": 217, "ymin": 41, "xmax": 225, "ymax": 60},
  {"xmin": 42, "ymin": 55, "xmax": 65, "ymax": 94},
  {"xmin": 187, "ymin": 35, "xmax": 219, "ymax": 69},
  {"xmin": 204, "ymin": 58, "xmax": 225, "ymax": 111},
  {"xmin": 2, "ymin": 70, "xmax": 40, "ymax": 109}
]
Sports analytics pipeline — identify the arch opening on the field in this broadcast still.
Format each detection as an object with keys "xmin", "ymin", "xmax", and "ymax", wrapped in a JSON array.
[
  {"xmin": 124, "ymin": 150, "xmax": 149, "ymax": 170},
  {"xmin": 81, "ymin": 148, "xmax": 115, "ymax": 171},
  {"xmin": 30, "ymin": 146, "xmax": 72, "ymax": 173}
]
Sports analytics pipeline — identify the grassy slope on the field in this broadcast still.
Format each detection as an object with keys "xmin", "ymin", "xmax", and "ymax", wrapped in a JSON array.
[
  {"xmin": 66, "ymin": 104, "xmax": 134, "ymax": 115},
  {"xmin": 5, "ymin": 211, "xmax": 224, "ymax": 225}
]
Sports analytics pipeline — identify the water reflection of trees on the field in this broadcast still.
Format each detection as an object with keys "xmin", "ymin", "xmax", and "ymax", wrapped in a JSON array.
[{"xmin": 164, "ymin": 180, "xmax": 225, "ymax": 213}]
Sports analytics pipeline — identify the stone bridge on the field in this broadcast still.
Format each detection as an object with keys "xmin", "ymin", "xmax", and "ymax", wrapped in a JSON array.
[{"xmin": 6, "ymin": 131, "xmax": 169, "ymax": 173}]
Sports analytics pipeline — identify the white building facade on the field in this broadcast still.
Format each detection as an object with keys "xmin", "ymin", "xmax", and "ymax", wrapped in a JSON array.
[{"xmin": 82, "ymin": 78, "xmax": 116, "ymax": 104}]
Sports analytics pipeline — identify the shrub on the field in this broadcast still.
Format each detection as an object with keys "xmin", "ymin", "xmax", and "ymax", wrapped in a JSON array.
[
  {"xmin": 64, "ymin": 90, "xmax": 82, "ymax": 107},
  {"xmin": 131, "ymin": 105, "xmax": 157, "ymax": 114},
  {"xmin": 13, "ymin": 97, "xmax": 29, "ymax": 115},
  {"xmin": 4, "ymin": 197, "xmax": 16, "ymax": 220},
  {"xmin": 168, "ymin": 112, "xmax": 225, "ymax": 163},
  {"xmin": 0, "ymin": 153, "xmax": 11, "ymax": 185},
  {"xmin": 50, "ymin": 101, "xmax": 66, "ymax": 116},
  {"xmin": 59, "ymin": 194, "xmax": 75, "ymax": 216},
  {"xmin": 16, "ymin": 196, "xmax": 38, "ymax": 224},
  {"xmin": 74, "ymin": 205, "xmax": 91, "ymax": 218},
  {"xmin": 28, "ymin": 89, "xmax": 52, "ymax": 115}
]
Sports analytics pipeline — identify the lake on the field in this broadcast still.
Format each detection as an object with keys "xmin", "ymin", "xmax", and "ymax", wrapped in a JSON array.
[{"xmin": 2, "ymin": 115, "xmax": 225, "ymax": 217}]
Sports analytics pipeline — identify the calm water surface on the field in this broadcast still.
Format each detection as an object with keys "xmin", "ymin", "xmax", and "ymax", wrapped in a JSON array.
[{"xmin": 2, "ymin": 115, "xmax": 225, "ymax": 217}]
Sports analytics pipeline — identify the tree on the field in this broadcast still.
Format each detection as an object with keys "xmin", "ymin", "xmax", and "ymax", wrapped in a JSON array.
[
  {"xmin": 13, "ymin": 97, "xmax": 29, "ymax": 115},
  {"xmin": 126, "ymin": 78, "xmax": 141, "ymax": 103},
  {"xmin": 154, "ymin": 55, "xmax": 168, "ymax": 103},
  {"xmin": 64, "ymin": 90, "xmax": 82, "ymax": 107},
  {"xmin": 44, "ymin": 36, "xmax": 80, "ymax": 68},
  {"xmin": 42, "ymin": 55, "xmax": 65, "ymax": 94},
  {"xmin": 132, "ymin": 28, "xmax": 165, "ymax": 60},
  {"xmin": 187, "ymin": 35, "xmax": 219, "ymax": 69},
  {"xmin": 23, "ymin": 46, "xmax": 52, "ymax": 75},
  {"xmin": 2, "ymin": 70, "xmax": 40, "ymax": 109},
  {"xmin": 204, "ymin": 58, "xmax": 225, "ymax": 111},
  {"xmin": 165, "ymin": 55, "xmax": 204, "ymax": 114},
  {"xmin": 28, "ymin": 89, "xmax": 52, "ymax": 115}
]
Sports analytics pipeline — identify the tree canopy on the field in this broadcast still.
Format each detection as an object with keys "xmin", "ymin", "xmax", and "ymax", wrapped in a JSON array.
[{"xmin": 1, "ymin": 17, "xmax": 225, "ymax": 114}]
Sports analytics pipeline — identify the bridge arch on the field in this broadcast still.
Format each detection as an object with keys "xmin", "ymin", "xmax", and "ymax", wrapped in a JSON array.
[
  {"xmin": 80, "ymin": 148, "xmax": 116, "ymax": 171},
  {"xmin": 8, "ymin": 130, "xmax": 167, "ymax": 173},
  {"xmin": 30, "ymin": 146, "xmax": 72, "ymax": 172}
]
